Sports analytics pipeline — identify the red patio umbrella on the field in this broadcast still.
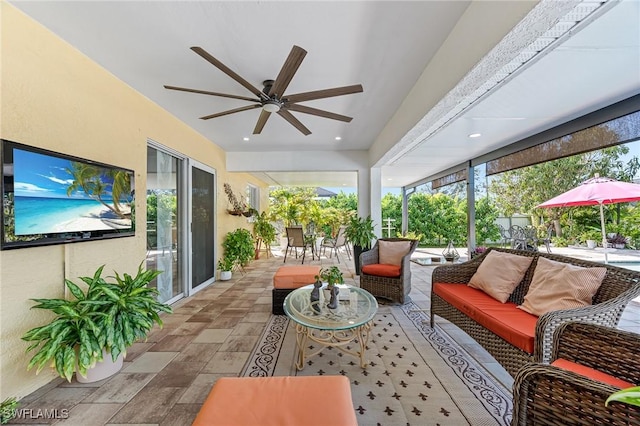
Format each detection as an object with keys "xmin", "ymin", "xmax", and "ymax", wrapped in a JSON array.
[{"xmin": 537, "ymin": 175, "xmax": 640, "ymax": 263}]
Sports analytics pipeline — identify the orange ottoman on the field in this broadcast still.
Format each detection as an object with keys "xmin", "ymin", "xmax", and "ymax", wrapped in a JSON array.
[
  {"xmin": 272, "ymin": 265, "xmax": 320, "ymax": 315},
  {"xmin": 192, "ymin": 376, "xmax": 357, "ymax": 426}
]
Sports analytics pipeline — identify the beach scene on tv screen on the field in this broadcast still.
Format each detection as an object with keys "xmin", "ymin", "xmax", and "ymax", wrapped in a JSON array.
[{"xmin": 13, "ymin": 148, "xmax": 133, "ymax": 235}]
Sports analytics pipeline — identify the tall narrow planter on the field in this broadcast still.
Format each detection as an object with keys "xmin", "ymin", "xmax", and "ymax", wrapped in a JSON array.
[{"xmin": 353, "ymin": 245, "xmax": 368, "ymax": 275}]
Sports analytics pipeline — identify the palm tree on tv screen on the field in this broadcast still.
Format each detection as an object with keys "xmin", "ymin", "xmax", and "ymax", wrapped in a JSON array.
[{"xmin": 65, "ymin": 162, "xmax": 131, "ymax": 219}]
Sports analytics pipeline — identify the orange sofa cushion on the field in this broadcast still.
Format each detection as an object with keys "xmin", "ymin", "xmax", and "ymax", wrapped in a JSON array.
[
  {"xmin": 273, "ymin": 266, "xmax": 321, "ymax": 289},
  {"xmin": 433, "ymin": 283, "xmax": 538, "ymax": 353},
  {"xmin": 552, "ymin": 358, "xmax": 635, "ymax": 389},
  {"xmin": 361, "ymin": 263, "xmax": 401, "ymax": 278},
  {"xmin": 192, "ymin": 376, "xmax": 358, "ymax": 426}
]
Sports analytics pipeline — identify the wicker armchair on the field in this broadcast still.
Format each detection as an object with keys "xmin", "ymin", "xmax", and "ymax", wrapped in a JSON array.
[
  {"xmin": 359, "ymin": 238, "xmax": 418, "ymax": 304},
  {"xmin": 513, "ymin": 322, "xmax": 640, "ymax": 425}
]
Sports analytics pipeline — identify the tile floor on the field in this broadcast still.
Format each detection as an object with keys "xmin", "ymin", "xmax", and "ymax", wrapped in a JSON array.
[{"xmin": 11, "ymin": 246, "xmax": 640, "ymax": 425}]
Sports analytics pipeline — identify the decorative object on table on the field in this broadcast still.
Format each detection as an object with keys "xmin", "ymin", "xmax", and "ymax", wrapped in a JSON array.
[
  {"xmin": 442, "ymin": 240, "xmax": 459, "ymax": 262},
  {"xmin": 310, "ymin": 280, "xmax": 322, "ymax": 312},
  {"xmin": 327, "ymin": 285, "xmax": 340, "ymax": 309},
  {"xmin": 344, "ymin": 215, "xmax": 376, "ymax": 275},
  {"xmin": 317, "ymin": 266, "xmax": 344, "ymax": 309},
  {"xmin": 21, "ymin": 263, "xmax": 172, "ymax": 382}
]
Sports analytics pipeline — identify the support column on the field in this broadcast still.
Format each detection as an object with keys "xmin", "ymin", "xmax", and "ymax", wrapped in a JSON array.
[
  {"xmin": 401, "ymin": 187, "xmax": 414, "ymax": 236},
  {"xmin": 370, "ymin": 167, "xmax": 382, "ymax": 239},
  {"xmin": 466, "ymin": 161, "xmax": 476, "ymax": 254}
]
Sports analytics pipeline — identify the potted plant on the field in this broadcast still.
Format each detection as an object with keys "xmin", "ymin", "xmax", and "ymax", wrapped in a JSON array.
[
  {"xmin": 253, "ymin": 211, "xmax": 276, "ymax": 259},
  {"xmin": 317, "ymin": 266, "xmax": 344, "ymax": 288},
  {"xmin": 607, "ymin": 233, "xmax": 627, "ymax": 249},
  {"xmin": 223, "ymin": 183, "xmax": 248, "ymax": 216},
  {"xmin": 217, "ymin": 257, "xmax": 234, "ymax": 280},
  {"xmin": 581, "ymin": 229, "xmax": 601, "ymax": 249},
  {"xmin": 316, "ymin": 266, "xmax": 344, "ymax": 309},
  {"xmin": 21, "ymin": 263, "xmax": 172, "ymax": 383},
  {"xmin": 344, "ymin": 215, "xmax": 376, "ymax": 275},
  {"xmin": 470, "ymin": 246, "xmax": 487, "ymax": 259},
  {"xmin": 222, "ymin": 228, "xmax": 255, "ymax": 271}
]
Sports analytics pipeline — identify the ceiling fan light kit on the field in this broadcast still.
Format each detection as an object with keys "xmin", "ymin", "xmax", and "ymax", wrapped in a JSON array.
[
  {"xmin": 164, "ymin": 45, "xmax": 363, "ymax": 136},
  {"xmin": 262, "ymin": 101, "xmax": 281, "ymax": 113}
]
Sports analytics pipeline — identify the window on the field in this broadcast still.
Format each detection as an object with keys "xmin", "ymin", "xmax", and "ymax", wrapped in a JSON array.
[{"xmin": 247, "ymin": 184, "xmax": 260, "ymax": 212}]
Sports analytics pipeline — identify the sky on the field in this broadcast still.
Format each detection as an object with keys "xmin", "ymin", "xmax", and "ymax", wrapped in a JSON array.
[{"xmin": 12, "ymin": 148, "xmax": 116, "ymax": 200}]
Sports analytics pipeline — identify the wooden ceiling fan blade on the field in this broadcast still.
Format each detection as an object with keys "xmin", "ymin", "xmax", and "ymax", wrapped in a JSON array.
[
  {"xmin": 253, "ymin": 110, "xmax": 271, "ymax": 134},
  {"xmin": 277, "ymin": 109, "xmax": 311, "ymax": 135},
  {"xmin": 163, "ymin": 85, "xmax": 260, "ymax": 103},
  {"xmin": 286, "ymin": 104, "xmax": 353, "ymax": 122},
  {"xmin": 285, "ymin": 84, "xmax": 364, "ymax": 103},
  {"xmin": 269, "ymin": 45, "xmax": 307, "ymax": 98},
  {"xmin": 191, "ymin": 46, "xmax": 268, "ymax": 100},
  {"xmin": 200, "ymin": 104, "xmax": 261, "ymax": 120}
]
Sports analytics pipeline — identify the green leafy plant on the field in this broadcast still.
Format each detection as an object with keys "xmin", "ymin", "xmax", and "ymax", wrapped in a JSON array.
[
  {"xmin": 253, "ymin": 211, "xmax": 276, "ymax": 245},
  {"xmin": 316, "ymin": 266, "xmax": 344, "ymax": 288},
  {"xmin": 0, "ymin": 397, "xmax": 18, "ymax": 424},
  {"xmin": 217, "ymin": 257, "xmax": 234, "ymax": 272},
  {"xmin": 606, "ymin": 386, "xmax": 640, "ymax": 408},
  {"xmin": 222, "ymin": 228, "xmax": 255, "ymax": 269},
  {"xmin": 22, "ymin": 263, "xmax": 172, "ymax": 382},
  {"xmin": 344, "ymin": 215, "xmax": 376, "ymax": 249}
]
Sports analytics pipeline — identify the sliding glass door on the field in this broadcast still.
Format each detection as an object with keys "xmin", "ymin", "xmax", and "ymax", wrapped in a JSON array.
[
  {"xmin": 146, "ymin": 145, "xmax": 183, "ymax": 304},
  {"xmin": 190, "ymin": 161, "xmax": 216, "ymax": 292}
]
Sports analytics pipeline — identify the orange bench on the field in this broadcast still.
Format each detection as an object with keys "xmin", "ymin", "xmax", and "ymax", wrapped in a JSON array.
[
  {"xmin": 272, "ymin": 265, "xmax": 320, "ymax": 314},
  {"xmin": 192, "ymin": 376, "xmax": 358, "ymax": 426}
]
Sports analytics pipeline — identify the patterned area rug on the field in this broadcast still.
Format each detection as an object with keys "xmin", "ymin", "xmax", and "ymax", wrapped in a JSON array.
[{"xmin": 241, "ymin": 302, "xmax": 512, "ymax": 426}]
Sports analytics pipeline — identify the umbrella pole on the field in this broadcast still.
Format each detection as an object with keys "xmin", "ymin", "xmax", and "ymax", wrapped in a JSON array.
[{"xmin": 599, "ymin": 203, "xmax": 608, "ymax": 264}]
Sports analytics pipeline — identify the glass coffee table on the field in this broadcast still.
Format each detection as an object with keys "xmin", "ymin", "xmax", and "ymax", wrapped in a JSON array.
[{"xmin": 283, "ymin": 284, "xmax": 378, "ymax": 370}]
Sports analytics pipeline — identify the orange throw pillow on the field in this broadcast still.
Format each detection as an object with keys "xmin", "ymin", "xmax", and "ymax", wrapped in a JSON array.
[
  {"xmin": 468, "ymin": 251, "xmax": 533, "ymax": 303},
  {"xmin": 378, "ymin": 240, "xmax": 411, "ymax": 266},
  {"xmin": 519, "ymin": 257, "xmax": 606, "ymax": 316}
]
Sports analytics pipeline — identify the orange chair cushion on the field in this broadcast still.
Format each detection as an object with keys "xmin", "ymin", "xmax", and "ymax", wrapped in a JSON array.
[
  {"xmin": 552, "ymin": 358, "xmax": 635, "ymax": 389},
  {"xmin": 192, "ymin": 376, "xmax": 358, "ymax": 426},
  {"xmin": 433, "ymin": 283, "xmax": 537, "ymax": 353},
  {"xmin": 361, "ymin": 263, "xmax": 401, "ymax": 278},
  {"xmin": 273, "ymin": 266, "xmax": 321, "ymax": 289}
]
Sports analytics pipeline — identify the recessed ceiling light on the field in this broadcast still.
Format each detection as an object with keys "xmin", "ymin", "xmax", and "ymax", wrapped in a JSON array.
[
  {"xmin": 469, "ymin": 133, "xmax": 482, "ymax": 138},
  {"xmin": 243, "ymin": 137, "xmax": 250, "ymax": 141},
  {"xmin": 335, "ymin": 136, "xmax": 342, "ymax": 141}
]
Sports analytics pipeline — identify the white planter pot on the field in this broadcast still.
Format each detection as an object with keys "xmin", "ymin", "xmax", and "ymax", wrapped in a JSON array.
[
  {"xmin": 586, "ymin": 240, "xmax": 597, "ymax": 249},
  {"xmin": 219, "ymin": 270, "xmax": 232, "ymax": 281},
  {"xmin": 76, "ymin": 349, "xmax": 123, "ymax": 383}
]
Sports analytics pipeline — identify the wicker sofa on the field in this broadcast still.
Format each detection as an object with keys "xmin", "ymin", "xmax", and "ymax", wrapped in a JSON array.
[
  {"xmin": 512, "ymin": 322, "xmax": 640, "ymax": 425},
  {"xmin": 430, "ymin": 247, "xmax": 640, "ymax": 377}
]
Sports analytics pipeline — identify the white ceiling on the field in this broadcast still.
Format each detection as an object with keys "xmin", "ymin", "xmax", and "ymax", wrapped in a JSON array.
[{"xmin": 9, "ymin": 0, "xmax": 640, "ymax": 190}]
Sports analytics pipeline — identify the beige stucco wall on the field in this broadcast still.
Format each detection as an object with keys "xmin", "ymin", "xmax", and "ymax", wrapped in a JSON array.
[{"xmin": 0, "ymin": 2, "xmax": 268, "ymax": 400}]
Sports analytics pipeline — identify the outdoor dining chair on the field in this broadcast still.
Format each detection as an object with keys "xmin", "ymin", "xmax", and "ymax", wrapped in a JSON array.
[{"xmin": 283, "ymin": 226, "xmax": 313, "ymax": 264}]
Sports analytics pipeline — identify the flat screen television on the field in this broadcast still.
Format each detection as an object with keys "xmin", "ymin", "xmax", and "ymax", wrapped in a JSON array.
[{"xmin": 1, "ymin": 139, "xmax": 135, "ymax": 249}]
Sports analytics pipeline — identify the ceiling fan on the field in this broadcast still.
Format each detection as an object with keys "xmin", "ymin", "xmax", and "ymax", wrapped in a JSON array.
[{"xmin": 164, "ymin": 45, "xmax": 363, "ymax": 136}]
